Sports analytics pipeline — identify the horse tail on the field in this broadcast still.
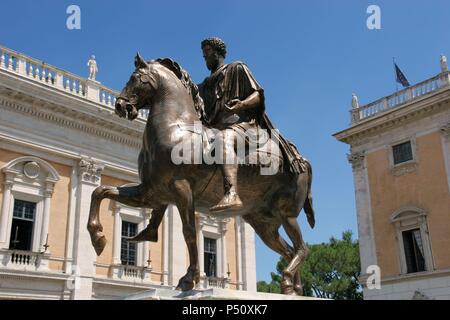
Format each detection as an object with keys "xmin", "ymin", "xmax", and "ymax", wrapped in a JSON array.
[{"xmin": 303, "ymin": 159, "xmax": 315, "ymax": 229}]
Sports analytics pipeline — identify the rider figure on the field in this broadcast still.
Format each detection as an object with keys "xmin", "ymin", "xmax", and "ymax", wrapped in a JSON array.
[{"xmin": 198, "ymin": 37, "xmax": 266, "ymax": 212}]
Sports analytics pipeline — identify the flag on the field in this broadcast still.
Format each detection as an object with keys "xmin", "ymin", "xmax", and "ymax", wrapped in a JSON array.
[{"xmin": 394, "ymin": 63, "xmax": 411, "ymax": 88}]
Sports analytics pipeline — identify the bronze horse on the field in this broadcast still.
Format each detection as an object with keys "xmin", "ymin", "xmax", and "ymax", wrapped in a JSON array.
[{"xmin": 87, "ymin": 54, "xmax": 315, "ymax": 295}]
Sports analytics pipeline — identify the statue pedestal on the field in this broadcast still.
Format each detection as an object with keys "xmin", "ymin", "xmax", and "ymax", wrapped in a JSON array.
[
  {"xmin": 85, "ymin": 79, "xmax": 101, "ymax": 101},
  {"xmin": 122, "ymin": 287, "xmax": 324, "ymax": 300}
]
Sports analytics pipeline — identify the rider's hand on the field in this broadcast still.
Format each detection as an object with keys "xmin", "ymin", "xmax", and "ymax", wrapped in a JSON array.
[{"xmin": 225, "ymin": 99, "xmax": 245, "ymax": 113}]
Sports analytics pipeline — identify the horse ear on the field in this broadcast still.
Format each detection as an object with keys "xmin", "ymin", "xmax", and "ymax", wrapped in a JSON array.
[{"xmin": 135, "ymin": 53, "xmax": 147, "ymax": 69}]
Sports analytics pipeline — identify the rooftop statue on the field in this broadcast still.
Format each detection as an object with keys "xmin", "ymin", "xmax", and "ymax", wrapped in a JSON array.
[
  {"xmin": 440, "ymin": 54, "xmax": 448, "ymax": 72},
  {"xmin": 88, "ymin": 55, "xmax": 98, "ymax": 81}
]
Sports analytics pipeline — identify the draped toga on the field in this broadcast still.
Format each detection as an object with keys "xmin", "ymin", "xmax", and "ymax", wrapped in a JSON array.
[{"xmin": 198, "ymin": 62, "xmax": 305, "ymax": 174}]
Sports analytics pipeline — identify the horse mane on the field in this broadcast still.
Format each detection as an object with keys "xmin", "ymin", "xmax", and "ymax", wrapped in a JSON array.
[{"xmin": 153, "ymin": 58, "xmax": 206, "ymax": 121}]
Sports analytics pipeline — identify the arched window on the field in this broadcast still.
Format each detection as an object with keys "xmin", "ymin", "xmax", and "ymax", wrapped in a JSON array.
[
  {"xmin": 391, "ymin": 207, "xmax": 434, "ymax": 274},
  {"xmin": 1, "ymin": 157, "xmax": 59, "ymax": 255}
]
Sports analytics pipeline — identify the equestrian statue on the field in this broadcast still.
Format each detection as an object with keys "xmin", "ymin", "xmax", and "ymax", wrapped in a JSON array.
[{"xmin": 87, "ymin": 38, "xmax": 315, "ymax": 296}]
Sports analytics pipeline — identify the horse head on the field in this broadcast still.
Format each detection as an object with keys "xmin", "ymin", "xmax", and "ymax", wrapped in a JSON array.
[{"xmin": 115, "ymin": 53, "xmax": 158, "ymax": 121}]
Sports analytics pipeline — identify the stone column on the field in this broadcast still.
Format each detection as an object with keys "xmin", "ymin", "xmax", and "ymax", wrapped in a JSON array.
[
  {"xmin": 64, "ymin": 166, "xmax": 78, "ymax": 273},
  {"xmin": 162, "ymin": 211, "xmax": 169, "ymax": 285},
  {"xmin": 348, "ymin": 151, "xmax": 377, "ymax": 273},
  {"xmin": 112, "ymin": 203, "xmax": 122, "ymax": 265},
  {"xmin": 0, "ymin": 173, "xmax": 15, "ymax": 248},
  {"xmin": 39, "ymin": 182, "xmax": 54, "ymax": 253},
  {"xmin": 167, "ymin": 205, "xmax": 186, "ymax": 287},
  {"xmin": 71, "ymin": 158, "xmax": 104, "ymax": 300},
  {"xmin": 240, "ymin": 219, "xmax": 257, "ymax": 292},
  {"xmin": 220, "ymin": 219, "xmax": 229, "ymax": 279},
  {"xmin": 441, "ymin": 123, "xmax": 450, "ymax": 193},
  {"xmin": 197, "ymin": 215, "xmax": 205, "ymax": 277},
  {"xmin": 235, "ymin": 216, "xmax": 243, "ymax": 290},
  {"xmin": 143, "ymin": 209, "xmax": 151, "ymax": 268}
]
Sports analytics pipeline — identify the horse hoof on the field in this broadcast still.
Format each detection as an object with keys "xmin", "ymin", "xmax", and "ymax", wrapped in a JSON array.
[
  {"xmin": 176, "ymin": 279, "xmax": 195, "ymax": 292},
  {"xmin": 294, "ymin": 284, "xmax": 304, "ymax": 296},
  {"xmin": 92, "ymin": 235, "xmax": 107, "ymax": 256},
  {"xmin": 281, "ymin": 286, "xmax": 296, "ymax": 296},
  {"xmin": 281, "ymin": 281, "xmax": 295, "ymax": 296},
  {"xmin": 130, "ymin": 227, "xmax": 158, "ymax": 242}
]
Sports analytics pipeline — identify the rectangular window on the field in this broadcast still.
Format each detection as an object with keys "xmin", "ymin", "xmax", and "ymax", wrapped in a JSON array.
[
  {"xmin": 393, "ymin": 141, "xmax": 413, "ymax": 165},
  {"xmin": 204, "ymin": 237, "xmax": 217, "ymax": 277},
  {"xmin": 9, "ymin": 200, "xmax": 35, "ymax": 251},
  {"xmin": 402, "ymin": 229, "xmax": 426, "ymax": 273},
  {"xmin": 121, "ymin": 221, "xmax": 138, "ymax": 266}
]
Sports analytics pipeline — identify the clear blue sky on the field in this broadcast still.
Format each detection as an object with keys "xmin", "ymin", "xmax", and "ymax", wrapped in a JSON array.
[{"xmin": 1, "ymin": 0, "xmax": 450, "ymax": 282}]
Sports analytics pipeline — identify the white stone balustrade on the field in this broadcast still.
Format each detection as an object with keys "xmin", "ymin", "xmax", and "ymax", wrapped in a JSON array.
[
  {"xmin": 99, "ymin": 88, "xmax": 117, "ymax": 108},
  {"xmin": 351, "ymin": 71, "xmax": 450, "ymax": 124},
  {"xmin": 110, "ymin": 264, "xmax": 152, "ymax": 282},
  {"xmin": 200, "ymin": 275, "xmax": 230, "ymax": 289},
  {"xmin": 0, "ymin": 249, "xmax": 50, "ymax": 271},
  {"xmin": 0, "ymin": 45, "xmax": 149, "ymax": 121}
]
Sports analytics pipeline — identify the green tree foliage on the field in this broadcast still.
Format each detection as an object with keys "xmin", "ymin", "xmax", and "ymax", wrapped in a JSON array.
[{"xmin": 257, "ymin": 231, "xmax": 363, "ymax": 300}]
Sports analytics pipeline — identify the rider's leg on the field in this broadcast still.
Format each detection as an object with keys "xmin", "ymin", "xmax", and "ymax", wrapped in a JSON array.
[{"xmin": 210, "ymin": 129, "xmax": 243, "ymax": 212}]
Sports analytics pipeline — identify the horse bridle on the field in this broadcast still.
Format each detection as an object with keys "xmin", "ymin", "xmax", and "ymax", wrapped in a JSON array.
[{"xmin": 119, "ymin": 67, "xmax": 156, "ymax": 107}]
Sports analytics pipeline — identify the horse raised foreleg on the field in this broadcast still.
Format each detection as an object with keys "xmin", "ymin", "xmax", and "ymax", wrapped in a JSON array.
[
  {"xmin": 87, "ymin": 184, "xmax": 150, "ymax": 256},
  {"xmin": 170, "ymin": 179, "xmax": 200, "ymax": 291}
]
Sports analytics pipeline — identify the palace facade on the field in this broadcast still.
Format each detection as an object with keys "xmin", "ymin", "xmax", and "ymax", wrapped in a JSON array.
[{"xmin": 335, "ymin": 56, "xmax": 450, "ymax": 299}]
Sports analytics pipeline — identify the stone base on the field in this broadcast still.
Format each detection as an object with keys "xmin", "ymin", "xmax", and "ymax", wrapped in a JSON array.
[{"xmin": 122, "ymin": 288, "xmax": 323, "ymax": 300}]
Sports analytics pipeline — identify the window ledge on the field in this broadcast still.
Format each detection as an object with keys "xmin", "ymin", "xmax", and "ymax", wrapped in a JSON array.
[{"xmin": 390, "ymin": 161, "xmax": 418, "ymax": 177}]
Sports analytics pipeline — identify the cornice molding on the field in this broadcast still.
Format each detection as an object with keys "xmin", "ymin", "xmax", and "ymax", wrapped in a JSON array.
[{"xmin": 0, "ymin": 94, "xmax": 142, "ymax": 149}]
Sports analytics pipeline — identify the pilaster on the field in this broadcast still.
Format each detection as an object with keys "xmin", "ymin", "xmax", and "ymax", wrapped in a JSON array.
[{"xmin": 71, "ymin": 158, "xmax": 104, "ymax": 300}]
